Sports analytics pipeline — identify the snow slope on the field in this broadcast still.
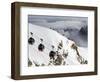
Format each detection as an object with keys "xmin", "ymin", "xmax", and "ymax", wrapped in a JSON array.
[{"xmin": 28, "ymin": 23, "xmax": 88, "ymax": 67}]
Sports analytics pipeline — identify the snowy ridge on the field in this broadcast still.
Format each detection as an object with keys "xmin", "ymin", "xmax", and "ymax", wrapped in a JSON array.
[{"xmin": 28, "ymin": 23, "xmax": 88, "ymax": 67}]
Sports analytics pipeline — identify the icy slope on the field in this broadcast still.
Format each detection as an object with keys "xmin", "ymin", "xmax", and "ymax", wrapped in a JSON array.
[{"xmin": 28, "ymin": 23, "xmax": 87, "ymax": 67}]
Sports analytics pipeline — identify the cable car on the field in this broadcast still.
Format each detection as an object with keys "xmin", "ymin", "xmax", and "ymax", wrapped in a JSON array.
[
  {"xmin": 38, "ymin": 38, "xmax": 45, "ymax": 51},
  {"xmin": 28, "ymin": 32, "xmax": 35, "ymax": 45}
]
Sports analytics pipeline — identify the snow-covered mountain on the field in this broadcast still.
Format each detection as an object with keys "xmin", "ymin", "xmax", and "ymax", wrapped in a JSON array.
[
  {"xmin": 29, "ymin": 20, "xmax": 88, "ymax": 47},
  {"xmin": 28, "ymin": 23, "xmax": 88, "ymax": 67}
]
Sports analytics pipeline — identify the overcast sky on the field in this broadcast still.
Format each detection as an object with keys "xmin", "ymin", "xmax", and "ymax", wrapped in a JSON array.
[{"xmin": 28, "ymin": 15, "xmax": 88, "ymax": 30}]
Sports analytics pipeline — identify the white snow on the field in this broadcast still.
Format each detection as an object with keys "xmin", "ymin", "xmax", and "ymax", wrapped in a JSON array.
[{"xmin": 28, "ymin": 23, "xmax": 88, "ymax": 67}]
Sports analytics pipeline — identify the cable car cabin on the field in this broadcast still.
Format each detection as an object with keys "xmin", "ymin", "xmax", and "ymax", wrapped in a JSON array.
[
  {"xmin": 38, "ymin": 43, "xmax": 45, "ymax": 51},
  {"xmin": 49, "ymin": 51, "xmax": 56, "ymax": 60},
  {"xmin": 28, "ymin": 37, "xmax": 35, "ymax": 45}
]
